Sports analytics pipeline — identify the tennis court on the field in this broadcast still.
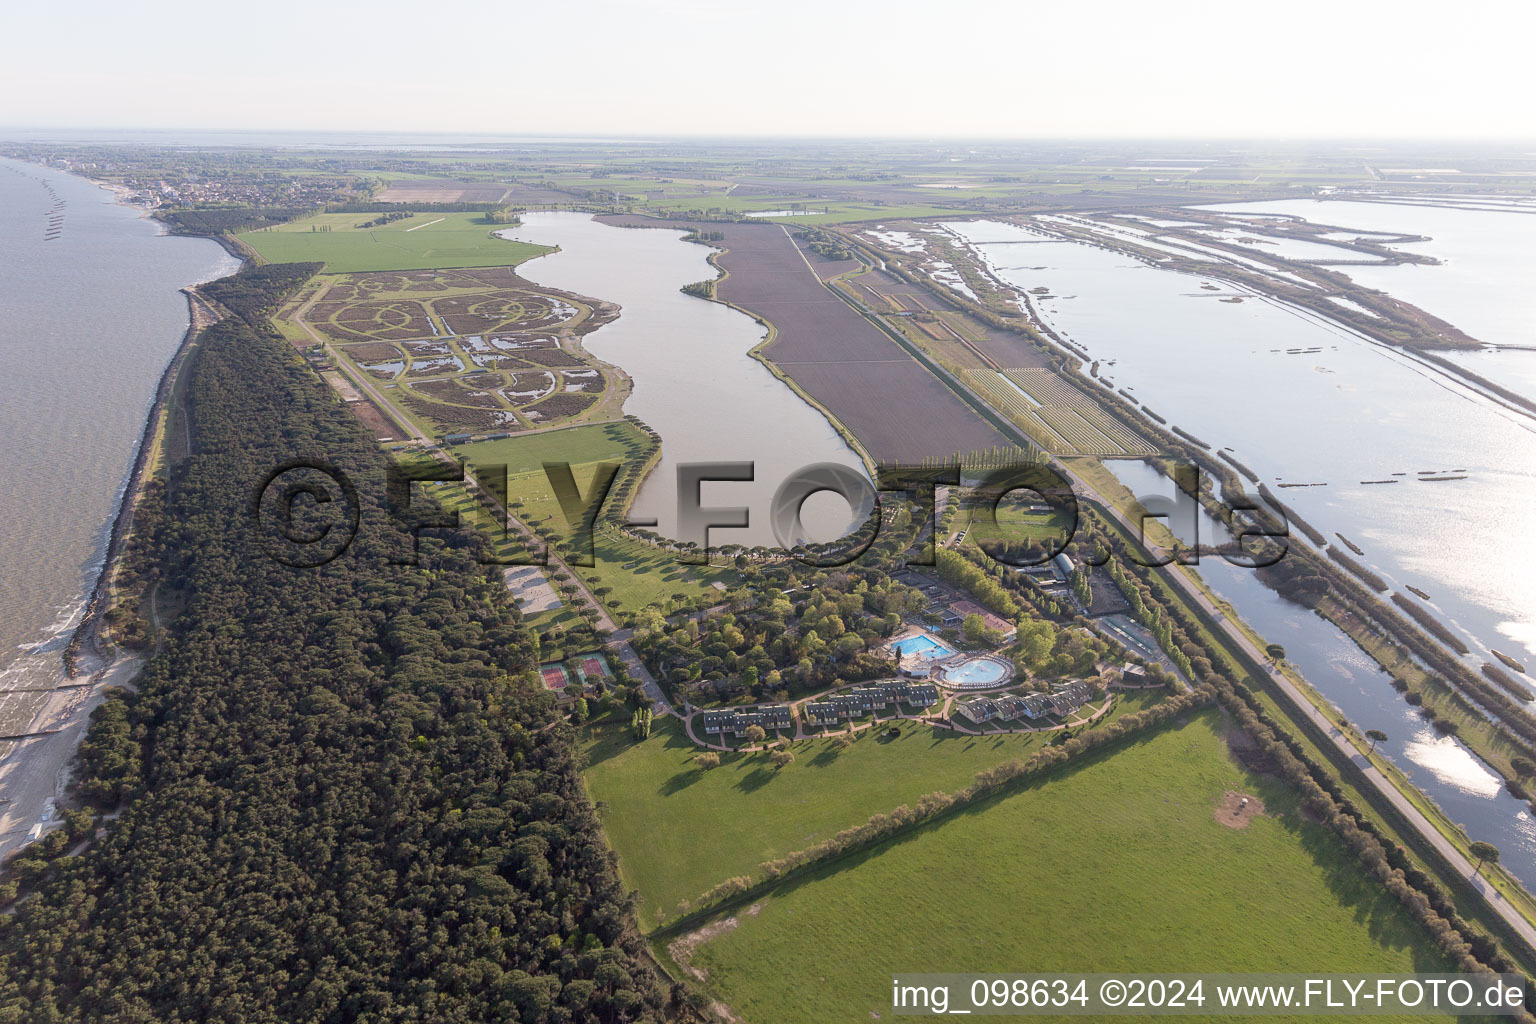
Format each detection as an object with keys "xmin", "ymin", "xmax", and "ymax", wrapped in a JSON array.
[{"xmin": 572, "ymin": 652, "xmax": 612, "ymax": 685}]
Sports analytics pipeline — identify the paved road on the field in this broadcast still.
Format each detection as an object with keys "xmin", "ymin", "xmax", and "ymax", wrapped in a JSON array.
[
  {"xmin": 466, "ymin": 478, "xmax": 674, "ymax": 715},
  {"xmin": 807, "ymin": 239, "xmax": 1536, "ymax": 953},
  {"xmin": 605, "ymin": 628, "xmax": 671, "ymax": 715},
  {"xmin": 1066, "ymin": 465, "xmax": 1536, "ymax": 952}
]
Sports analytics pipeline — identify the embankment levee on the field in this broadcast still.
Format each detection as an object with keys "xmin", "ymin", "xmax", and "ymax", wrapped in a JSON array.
[{"xmin": 833, "ymin": 215, "xmax": 1536, "ymax": 937}]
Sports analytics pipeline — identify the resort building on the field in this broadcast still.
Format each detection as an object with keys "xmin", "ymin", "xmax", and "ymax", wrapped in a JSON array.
[
  {"xmin": 948, "ymin": 600, "xmax": 1018, "ymax": 642},
  {"xmin": 804, "ymin": 682, "xmax": 938, "ymax": 727},
  {"xmin": 804, "ymin": 693, "xmax": 871, "ymax": 726},
  {"xmin": 849, "ymin": 681, "xmax": 940, "ymax": 710},
  {"xmin": 1016, "ymin": 693, "xmax": 1057, "ymax": 720},
  {"xmin": 848, "ymin": 686, "xmax": 889, "ymax": 711},
  {"xmin": 951, "ymin": 682, "xmax": 1093, "ymax": 727},
  {"xmin": 989, "ymin": 695, "xmax": 1029, "ymax": 721},
  {"xmin": 898, "ymin": 657, "xmax": 932, "ymax": 679},
  {"xmin": 697, "ymin": 710, "xmax": 734, "ymax": 736},
  {"xmin": 804, "ymin": 701, "xmax": 842, "ymax": 727},
  {"xmin": 954, "ymin": 696, "xmax": 1000, "ymax": 725},
  {"xmin": 1046, "ymin": 681, "xmax": 1092, "ymax": 717},
  {"xmin": 893, "ymin": 681, "xmax": 941, "ymax": 706},
  {"xmin": 698, "ymin": 705, "xmax": 793, "ymax": 737}
]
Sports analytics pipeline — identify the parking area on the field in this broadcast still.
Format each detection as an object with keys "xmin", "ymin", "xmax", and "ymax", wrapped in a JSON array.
[{"xmin": 504, "ymin": 565, "xmax": 562, "ymax": 615}]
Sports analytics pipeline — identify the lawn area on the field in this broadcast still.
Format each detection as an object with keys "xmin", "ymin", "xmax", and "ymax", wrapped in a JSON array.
[
  {"xmin": 237, "ymin": 211, "xmax": 552, "ymax": 272},
  {"xmin": 445, "ymin": 423, "xmax": 733, "ymax": 620},
  {"xmin": 679, "ymin": 709, "xmax": 1450, "ymax": 1023},
  {"xmin": 582, "ymin": 697, "xmax": 1165, "ymax": 929},
  {"xmin": 456, "ymin": 422, "xmax": 650, "ymax": 476}
]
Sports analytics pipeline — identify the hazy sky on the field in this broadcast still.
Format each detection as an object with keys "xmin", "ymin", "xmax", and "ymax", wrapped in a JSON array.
[{"xmin": 2, "ymin": 0, "xmax": 1531, "ymax": 138}]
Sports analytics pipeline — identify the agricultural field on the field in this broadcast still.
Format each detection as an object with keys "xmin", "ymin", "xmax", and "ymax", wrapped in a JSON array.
[
  {"xmin": 279, "ymin": 267, "xmax": 623, "ymax": 437},
  {"xmin": 677, "ymin": 710, "xmax": 1451, "ymax": 1023},
  {"xmin": 581, "ymin": 692, "xmax": 1168, "ymax": 930},
  {"xmin": 837, "ymin": 262, "xmax": 1050, "ymax": 370},
  {"xmin": 640, "ymin": 217, "xmax": 1010, "ymax": 462},
  {"xmin": 445, "ymin": 422, "xmax": 734, "ymax": 620},
  {"xmin": 851, "ymin": 222, "xmax": 1009, "ymax": 306},
  {"xmin": 543, "ymin": 174, "xmax": 981, "ymax": 223},
  {"xmin": 236, "ymin": 211, "xmax": 552, "ymax": 273},
  {"xmin": 671, "ymin": 201, "xmax": 978, "ymax": 225},
  {"xmin": 836, "ymin": 228, "xmax": 1160, "ymax": 462},
  {"xmin": 372, "ymin": 178, "xmax": 574, "ymax": 205},
  {"xmin": 960, "ymin": 367, "xmax": 1159, "ymax": 457}
]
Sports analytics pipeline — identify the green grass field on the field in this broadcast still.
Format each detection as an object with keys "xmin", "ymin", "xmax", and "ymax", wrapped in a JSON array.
[
  {"xmin": 237, "ymin": 212, "xmax": 552, "ymax": 272},
  {"xmin": 581, "ymin": 693, "xmax": 1168, "ymax": 929},
  {"xmin": 445, "ymin": 423, "xmax": 733, "ymax": 619},
  {"xmin": 455, "ymin": 422, "xmax": 649, "ymax": 476},
  {"xmin": 679, "ymin": 709, "xmax": 1450, "ymax": 1022}
]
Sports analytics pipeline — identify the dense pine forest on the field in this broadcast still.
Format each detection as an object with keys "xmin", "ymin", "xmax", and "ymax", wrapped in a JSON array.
[
  {"xmin": 0, "ymin": 267, "xmax": 667, "ymax": 1023},
  {"xmin": 158, "ymin": 208, "xmax": 313, "ymax": 236}
]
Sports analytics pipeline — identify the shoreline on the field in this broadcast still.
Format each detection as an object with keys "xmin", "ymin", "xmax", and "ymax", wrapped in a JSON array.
[
  {"xmin": 517, "ymin": 212, "xmax": 874, "ymax": 542},
  {"xmin": 63, "ymin": 284, "xmax": 232, "ymax": 674},
  {"xmin": 590, "ymin": 211, "xmax": 880, "ymax": 474},
  {"xmin": 928, "ymin": 218, "xmax": 1536, "ymax": 902},
  {"xmin": 0, "ymin": 163, "xmax": 236, "ymax": 860},
  {"xmin": 60, "ymin": 167, "xmax": 246, "ymax": 673},
  {"xmin": 62, "ymin": 170, "xmax": 248, "ymax": 672}
]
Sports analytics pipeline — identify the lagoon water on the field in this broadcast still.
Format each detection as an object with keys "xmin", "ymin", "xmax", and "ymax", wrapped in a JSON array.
[
  {"xmin": 1206, "ymin": 199, "xmax": 1536, "ymax": 347},
  {"xmin": 504, "ymin": 212, "xmax": 868, "ymax": 549},
  {"xmin": 948, "ymin": 218, "xmax": 1536, "ymax": 674},
  {"xmin": 1104, "ymin": 458, "xmax": 1536, "ymax": 886},
  {"xmin": 945, "ymin": 213, "xmax": 1536, "ymax": 887},
  {"xmin": 0, "ymin": 160, "xmax": 238, "ymax": 729},
  {"xmin": 1203, "ymin": 199, "xmax": 1536, "ymax": 405}
]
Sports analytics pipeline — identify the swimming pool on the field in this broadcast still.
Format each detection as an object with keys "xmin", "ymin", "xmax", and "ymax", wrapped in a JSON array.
[
  {"xmin": 939, "ymin": 656, "xmax": 1012, "ymax": 688},
  {"xmin": 890, "ymin": 634, "xmax": 954, "ymax": 659}
]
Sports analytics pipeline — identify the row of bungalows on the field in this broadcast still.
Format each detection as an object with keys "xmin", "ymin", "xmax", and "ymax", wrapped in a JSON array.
[
  {"xmin": 953, "ymin": 681, "xmax": 1093, "ymax": 726},
  {"xmin": 697, "ymin": 704, "xmax": 794, "ymax": 738},
  {"xmin": 804, "ymin": 681, "xmax": 940, "ymax": 726}
]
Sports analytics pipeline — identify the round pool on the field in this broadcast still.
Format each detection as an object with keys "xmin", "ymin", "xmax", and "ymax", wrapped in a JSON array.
[{"xmin": 938, "ymin": 656, "xmax": 1013, "ymax": 689}]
